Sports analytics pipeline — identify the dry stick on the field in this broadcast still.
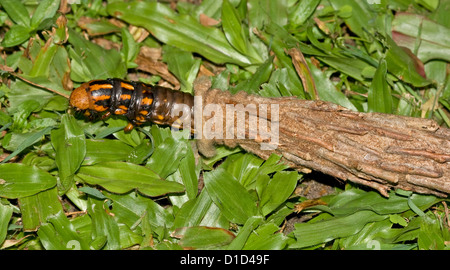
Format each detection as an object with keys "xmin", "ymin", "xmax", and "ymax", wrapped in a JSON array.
[{"xmin": 194, "ymin": 77, "xmax": 450, "ymax": 198}]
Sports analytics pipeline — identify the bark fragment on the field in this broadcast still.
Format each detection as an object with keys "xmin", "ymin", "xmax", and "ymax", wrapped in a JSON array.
[{"xmin": 194, "ymin": 78, "xmax": 450, "ymax": 197}]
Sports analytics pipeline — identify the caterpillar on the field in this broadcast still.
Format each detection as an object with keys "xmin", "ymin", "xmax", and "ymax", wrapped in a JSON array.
[{"xmin": 69, "ymin": 78, "xmax": 194, "ymax": 132}]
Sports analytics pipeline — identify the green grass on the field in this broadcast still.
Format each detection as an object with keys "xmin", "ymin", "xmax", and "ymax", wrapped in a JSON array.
[{"xmin": 0, "ymin": 0, "xmax": 449, "ymax": 250}]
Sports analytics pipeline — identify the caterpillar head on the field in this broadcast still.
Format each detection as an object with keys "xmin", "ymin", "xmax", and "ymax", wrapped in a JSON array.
[{"xmin": 69, "ymin": 82, "xmax": 91, "ymax": 111}]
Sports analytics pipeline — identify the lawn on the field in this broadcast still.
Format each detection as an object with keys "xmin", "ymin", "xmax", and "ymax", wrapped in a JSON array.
[{"xmin": 0, "ymin": 0, "xmax": 449, "ymax": 250}]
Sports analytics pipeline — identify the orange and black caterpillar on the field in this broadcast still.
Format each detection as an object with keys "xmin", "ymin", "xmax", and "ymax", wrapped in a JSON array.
[{"xmin": 69, "ymin": 78, "xmax": 194, "ymax": 132}]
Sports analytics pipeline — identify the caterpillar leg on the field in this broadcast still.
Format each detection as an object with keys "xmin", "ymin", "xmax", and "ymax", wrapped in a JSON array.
[
  {"xmin": 124, "ymin": 122, "xmax": 134, "ymax": 132},
  {"xmin": 101, "ymin": 111, "xmax": 112, "ymax": 119}
]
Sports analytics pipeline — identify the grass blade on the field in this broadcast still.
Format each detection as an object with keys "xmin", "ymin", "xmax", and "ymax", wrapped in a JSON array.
[
  {"xmin": 227, "ymin": 216, "xmax": 263, "ymax": 250},
  {"xmin": 1, "ymin": 126, "xmax": 54, "ymax": 164},
  {"xmin": 87, "ymin": 197, "xmax": 120, "ymax": 250},
  {"xmin": 38, "ymin": 211, "xmax": 89, "ymax": 250},
  {"xmin": 146, "ymin": 136, "xmax": 188, "ymax": 179},
  {"xmin": 107, "ymin": 1, "xmax": 258, "ymax": 66},
  {"xmin": 19, "ymin": 187, "xmax": 64, "ymax": 231},
  {"xmin": 368, "ymin": 58, "xmax": 393, "ymax": 113},
  {"xmin": 392, "ymin": 13, "xmax": 450, "ymax": 62},
  {"xmin": 77, "ymin": 162, "xmax": 185, "ymax": 197},
  {"xmin": 291, "ymin": 211, "xmax": 387, "ymax": 249},
  {"xmin": 1, "ymin": 24, "xmax": 30, "ymax": 47},
  {"xmin": 51, "ymin": 114, "xmax": 86, "ymax": 193},
  {"xmin": 68, "ymin": 27, "xmax": 126, "ymax": 81},
  {"xmin": 289, "ymin": 0, "xmax": 320, "ymax": 27},
  {"xmin": 30, "ymin": 0, "xmax": 60, "ymax": 29},
  {"xmin": 0, "ymin": 0, "xmax": 30, "ymax": 27},
  {"xmin": 222, "ymin": 0, "xmax": 249, "ymax": 55},
  {"xmin": 174, "ymin": 226, "xmax": 235, "ymax": 249},
  {"xmin": 0, "ymin": 164, "xmax": 56, "ymax": 198},
  {"xmin": 260, "ymin": 171, "xmax": 299, "ymax": 216},
  {"xmin": 84, "ymin": 139, "xmax": 133, "ymax": 165},
  {"xmin": 0, "ymin": 202, "xmax": 13, "ymax": 246},
  {"xmin": 204, "ymin": 168, "xmax": 258, "ymax": 224},
  {"xmin": 162, "ymin": 45, "xmax": 201, "ymax": 93}
]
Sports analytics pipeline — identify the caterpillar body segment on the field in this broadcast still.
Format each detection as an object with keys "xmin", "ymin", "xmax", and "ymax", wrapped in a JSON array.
[{"xmin": 69, "ymin": 78, "xmax": 194, "ymax": 132}]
